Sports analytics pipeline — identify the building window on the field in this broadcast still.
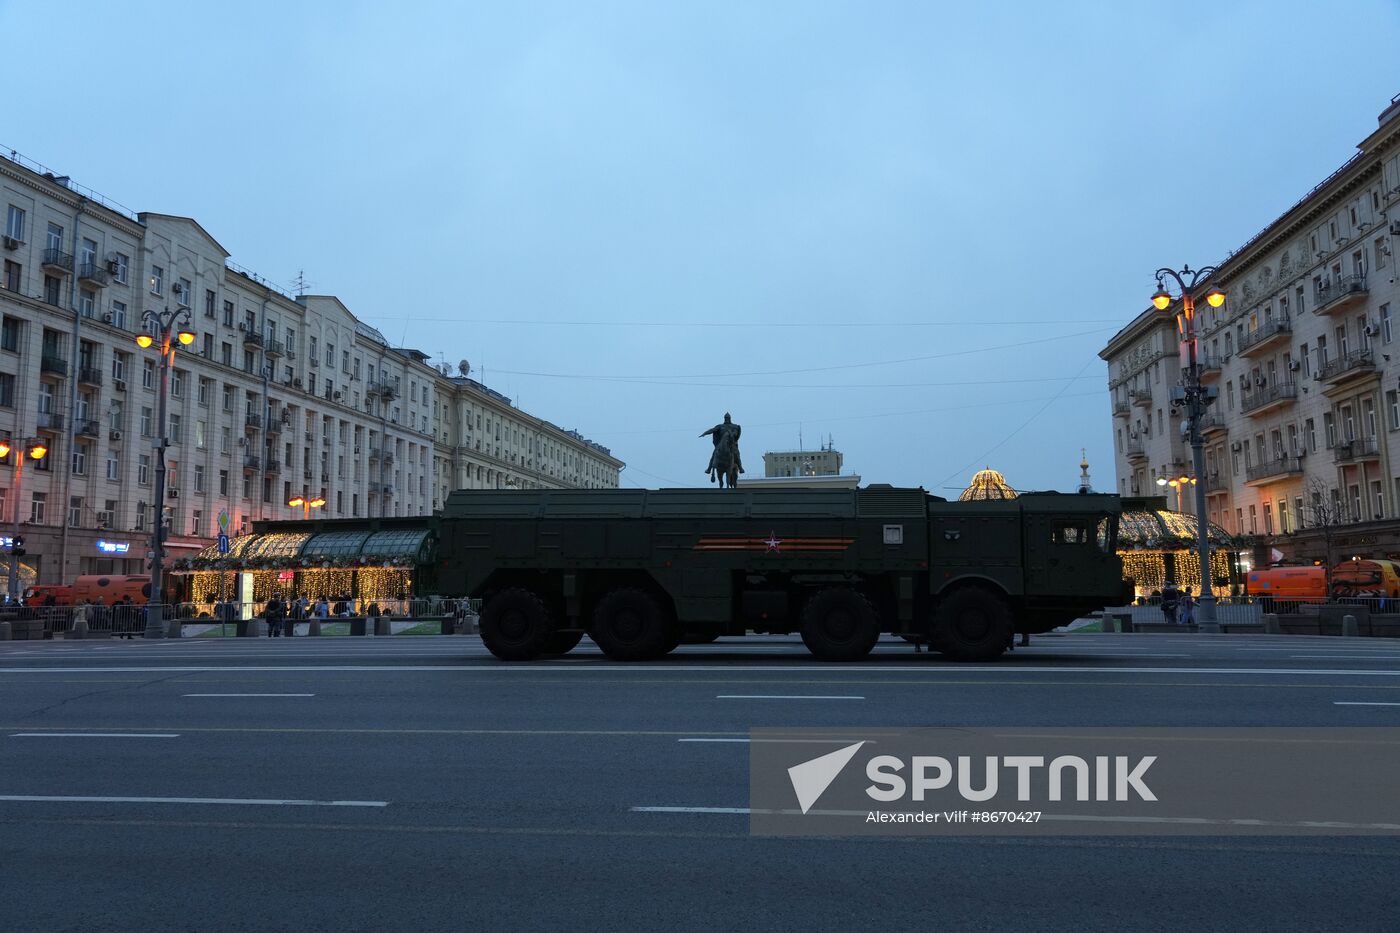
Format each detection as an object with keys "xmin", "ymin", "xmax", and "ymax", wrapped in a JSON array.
[
  {"xmin": 142, "ymin": 359, "xmax": 155, "ymax": 389},
  {"xmin": 197, "ymin": 377, "xmax": 211, "ymax": 406},
  {"xmin": 71, "ymin": 442, "xmax": 87, "ymax": 476},
  {"xmin": 111, "ymin": 299, "xmax": 127, "ymax": 330},
  {"xmin": 219, "ymin": 469, "xmax": 229, "ymax": 495},
  {"xmin": 46, "ymin": 222, "xmax": 62, "ymax": 251},
  {"xmin": 140, "ymin": 407, "xmax": 153, "ymax": 436},
  {"xmin": 68, "ymin": 495, "xmax": 83, "ymax": 528},
  {"xmin": 222, "ymin": 300, "xmax": 234, "ymax": 327},
  {"xmin": 3, "ymin": 260, "xmax": 20, "ymax": 292},
  {"xmin": 191, "ymin": 509, "xmax": 203, "ymax": 537},
  {"xmin": 221, "ymin": 342, "xmax": 233, "ymax": 366},
  {"xmin": 149, "ymin": 266, "xmax": 163, "ymax": 295},
  {"xmin": 177, "ymin": 277, "xmax": 192, "ymax": 307},
  {"xmin": 113, "ymin": 253, "xmax": 129, "ymax": 284},
  {"xmin": 221, "ymin": 426, "xmax": 230, "ymax": 453},
  {"xmin": 30, "ymin": 491, "xmax": 46, "ymax": 524},
  {"xmin": 0, "ymin": 371, "xmax": 13, "ymax": 407},
  {"xmin": 79, "ymin": 288, "xmax": 95, "ymax": 317},
  {"xmin": 44, "ymin": 274, "xmax": 61, "ymax": 305},
  {"xmin": 1383, "ymin": 304, "xmax": 1393, "ymax": 345},
  {"xmin": 1389, "ymin": 391, "xmax": 1400, "ymax": 431},
  {"xmin": 204, "ymin": 288, "xmax": 216, "ymax": 318},
  {"xmin": 169, "ymin": 414, "xmax": 181, "ymax": 444},
  {"xmin": 195, "ymin": 420, "xmax": 207, "ymax": 449},
  {"xmin": 171, "ymin": 369, "xmax": 185, "ymax": 398},
  {"xmin": 244, "ymin": 350, "xmax": 255, "ymax": 373},
  {"xmin": 5, "ymin": 205, "xmax": 24, "ymax": 241}
]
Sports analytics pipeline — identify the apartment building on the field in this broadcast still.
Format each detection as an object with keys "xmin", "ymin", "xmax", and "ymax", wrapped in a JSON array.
[
  {"xmin": 1101, "ymin": 94, "xmax": 1400, "ymax": 561},
  {"xmin": 0, "ymin": 151, "xmax": 622, "ymax": 585}
]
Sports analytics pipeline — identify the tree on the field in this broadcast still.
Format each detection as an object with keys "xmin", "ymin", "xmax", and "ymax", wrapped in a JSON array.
[{"xmin": 1303, "ymin": 475, "xmax": 1343, "ymax": 594}]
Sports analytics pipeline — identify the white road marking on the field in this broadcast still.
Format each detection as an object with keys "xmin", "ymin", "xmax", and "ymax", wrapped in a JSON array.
[
  {"xmin": 633, "ymin": 806, "xmax": 753, "ymax": 814},
  {"xmin": 1334, "ymin": 701, "xmax": 1400, "ymax": 706},
  {"xmin": 10, "ymin": 733, "xmax": 179, "ymax": 738},
  {"xmin": 1292, "ymin": 655, "xmax": 1400, "ymax": 660},
  {"xmin": 7, "ymin": 664, "xmax": 1400, "ymax": 676},
  {"xmin": 716, "ymin": 695, "xmax": 865, "ymax": 700},
  {"xmin": 182, "ymin": 693, "xmax": 315, "ymax": 697},
  {"xmin": 677, "ymin": 737, "xmax": 865, "ymax": 744},
  {"xmin": 0, "ymin": 794, "xmax": 386, "ymax": 807}
]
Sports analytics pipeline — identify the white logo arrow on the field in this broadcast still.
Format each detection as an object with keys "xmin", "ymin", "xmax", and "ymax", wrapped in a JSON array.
[{"xmin": 787, "ymin": 741, "xmax": 866, "ymax": 814}]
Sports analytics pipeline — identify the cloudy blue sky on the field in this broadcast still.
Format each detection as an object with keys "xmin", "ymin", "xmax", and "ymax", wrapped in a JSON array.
[{"xmin": 5, "ymin": 0, "xmax": 1399, "ymax": 493}]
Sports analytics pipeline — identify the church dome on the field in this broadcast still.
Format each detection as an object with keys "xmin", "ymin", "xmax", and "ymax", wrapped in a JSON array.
[{"xmin": 959, "ymin": 468, "xmax": 1018, "ymax": 501}]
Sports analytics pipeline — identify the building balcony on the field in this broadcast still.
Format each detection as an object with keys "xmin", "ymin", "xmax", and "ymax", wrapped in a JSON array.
[
  {"xmin": 41, "ymin": 248, "xmax": 74, "ymax": 274},
  {"xmin": 36, "ymin": 412, "xmax": 64, "ymax": 433},
  {"xmin": 265, "ymin": 414, "xmax": 283, "ymax": 435},
  {"xmin": 1196, "ymin": 352, "xmax": 1224, "ymax": 381},
  {"xmin": 265, "ymin": 458, "xmax": 282, "ymax": 473},
  {"xmin": 244, "ymin": 414, "xmax": 262, "ymax": 430},
  {"xmin": 241, "ymin": 331, "xmax": 264, "ymax": 350},
  {"xmin": 77, "ymin": 262, "xmax": 109, "ymax": 287},
  {"xmin": 1334, "ymin": 437, "xmax": 1382, "ymax": 464},
  {"xmin": 1112, "ymin": 400, "xmax": 1130, "ymax": 418},
  {"xmin": 1318, "ymin": 348, "xmax": 1377, "ymax": 390},
  {"xmin": 1245, "ymin": 456, "xmax": 1304, "ymax": 486},
  {"xmin": 78, "ymin": 366, "xmax": 103, "ymax": 386},
  {"xmin": 76, "ymin": 419, "xmax": 100, "ymax": 438},
  {"xmin": 1199, "ymin": 410, "xmax": 1228, "ymax": 437},
  {"xmin": 1240, "ymin": 381, "xmax": 1298, "ymax": 416},
  {"xmin": 1237, "ymin": 317, "xmax": 1292, "ymax": 357},
  {"xmin": 264, "ymin": 339, "xmax": 284, "ymax": 358},
  {"xmin": 242, "ymin": 455, "xmax": 261, "ymax": 471},
  {"xmin": 367, "ymin": 380, "xmax": 399, "ymax": 400},
  {"xmin": 1129, "ymin": 388, "xmax": 1153, "ymax": 408},
  {"xmin": 1124, "ymin": 439, "xmax": 1147, "ymax": 462},
  {"xmin": 1204, "ymin": 472, "xmax": 1229, "ymax": 494},
  {"xmin": 40, "ymin": 354, "xmax": 68, "ymax": 377},
  {"xmin": 381, "ymin": 450, "xmax": 394, "ymax": 464},
  {"xmin": 1313, "ymin": 275, "xmax": 1369, "ymax": 316},
  {"xmin": 368, "ymin": 447, "xmax": 381, "ymax": 460}
]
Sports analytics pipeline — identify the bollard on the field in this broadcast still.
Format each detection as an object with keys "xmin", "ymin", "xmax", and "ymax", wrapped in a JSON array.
[
  {"xmin": 0, "ymin": 621, "xmax": 10, "ymax": 640},
  {"xmin": 166, "ymin": 620, "xmax": 183, "ymax": 639},
  {"xmin": 374, "ymin": 617, "xmax": 392, "ymax": 636},
  {"xmin": 1100, "ymin": 614, "xmax": 1114, "ymax": 634},
  {"xmin": 308, "ymin": 619, "xmax": 322, "ymax": 636},
  {"xmin": 1343, "ymin": 614, "xmax": 1359, "ymax": 637},
  {"xmin": 1263, "ymin": 613, "xmax": 1281, "ymax": 635},
  {"xmin": 69, "ymin": 618, "xmax": 89, "ymax": 640}
]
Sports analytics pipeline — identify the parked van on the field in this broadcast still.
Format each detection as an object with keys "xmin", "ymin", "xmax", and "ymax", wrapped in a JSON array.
[
  {"xmin": 1331, "ymin": 559, "xmax": 1400, "ymax": 598},
  {"xmin": 1247, "ymin": 566, "xmax": 1327, "ymax": 609}
]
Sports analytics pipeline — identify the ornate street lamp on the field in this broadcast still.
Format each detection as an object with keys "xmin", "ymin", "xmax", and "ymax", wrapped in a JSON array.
[
  {"xmin": 1152, "ymin": 265, "xmax": 1226, "ymax": 631},
  {"xmin": 132, "ymin": 306, "xmax": 194, "ymax": 637},
  {"xmin": 1, "ymin": 439, "xmax": 49, "ymax": 601},
  {"xmin": 288, "ymin": 496, "xmax": 326, "ymax": 520}
]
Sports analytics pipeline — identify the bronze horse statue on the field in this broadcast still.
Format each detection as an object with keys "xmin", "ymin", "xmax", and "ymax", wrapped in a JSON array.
[{"xmin": 702, "ymin": 413, "xmax": 743, "ymax": 490}]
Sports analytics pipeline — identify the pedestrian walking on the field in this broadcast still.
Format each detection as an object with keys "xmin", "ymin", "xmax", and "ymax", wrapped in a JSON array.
[
  {"xmin": 265, "ymin": 594, "xmax": 285, "ymax": 637},
  {"xmin": 1179, "ymin": 586, "xmax": 1196, "ymax": 626},
  {"xmin": 1160, "ymin": 581, "xmax": 1181, "ymax": 625}
]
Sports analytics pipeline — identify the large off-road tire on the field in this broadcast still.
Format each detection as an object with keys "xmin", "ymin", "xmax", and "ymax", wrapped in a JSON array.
[
  {"xmin": 590, "ymin": 588, "xmax": 673, "ymax": 661},
  {"xmin": 800, "ymin": 588, "xmax": 880, "ymax": 661},
  {"xmin": 541, "ymin": 630, "xmax": 585, "ymax": 656},
  {"xmin": 480, "ymin": 588, "xmax": 554, "ymax": 661},
  {"xmin": 932, "ymin": 587, "xmax": 1012, "ymax": 662}
]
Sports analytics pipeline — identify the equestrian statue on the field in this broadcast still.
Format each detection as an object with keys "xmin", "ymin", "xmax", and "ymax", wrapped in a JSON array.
[{"xmin": 701, "ymin": 413, "xmax": 743, "ymax": 489}]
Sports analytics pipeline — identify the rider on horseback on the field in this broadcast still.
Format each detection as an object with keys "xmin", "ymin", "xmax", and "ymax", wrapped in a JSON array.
[{"xmin": 701, "ymin": 413, "xmax": 743, "ymax": 483}]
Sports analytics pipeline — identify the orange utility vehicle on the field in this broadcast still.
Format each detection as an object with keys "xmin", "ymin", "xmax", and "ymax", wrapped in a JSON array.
[{"xmin": 24, "ymin": 575, "xmax": 152, "ymax": 606}]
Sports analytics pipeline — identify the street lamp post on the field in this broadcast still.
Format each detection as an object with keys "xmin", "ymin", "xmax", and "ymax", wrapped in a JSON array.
[
  {"xmin": 1152, "ymin": 266, "xmax": 1227, "ymax": 632},
  {"xmin": 287, "ymin": 496, "xmax": 326, "ymax": 520},
  {"xmin": 1156, "ymin": 473, "xmax": 1197, "ymax": 512},
  {"xmin": 1, "ymin": 439, "xmax": 49, "ymax": 601},
  {"xmin": 134, "ymin": 305, "xmax": 194, "ymax": 638}
]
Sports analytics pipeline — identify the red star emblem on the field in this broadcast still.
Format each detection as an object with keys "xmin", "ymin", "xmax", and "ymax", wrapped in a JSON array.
[{"xmin": 764, "ymin": 532, "xmax": 782, "ymax": 553}]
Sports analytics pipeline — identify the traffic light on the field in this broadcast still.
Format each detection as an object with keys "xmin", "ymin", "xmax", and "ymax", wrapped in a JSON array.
[{"xmin": 12, "ymin": 535, "xmax": 24, "ymax": 557}]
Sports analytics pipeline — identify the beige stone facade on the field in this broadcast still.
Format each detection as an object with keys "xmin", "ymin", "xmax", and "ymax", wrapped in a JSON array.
[
  {"xmin": 0, "ymin": 151, "xmax": 621, "ymax": 584},
  {"xmin": 1101, "ymin": 96, "xmax": 1400, "ymax": 558}
]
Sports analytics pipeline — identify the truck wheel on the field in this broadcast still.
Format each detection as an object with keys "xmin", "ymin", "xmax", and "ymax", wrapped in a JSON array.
[
  {"xmin": 590, "ymin": 588, "xmax": 672, "ymax": 661},
  {"xmin": 933, "ymin": 587, "xmax": 1011, "ymax": 662},
  {"xmin": 800, "ymin": 588, "xmax": 880, "ymax": 661},
  {"xmin": 541, "ymin": 630, "xmax": 584, "ymax": 656},
  {"xmin": 480, "ymin": 588, "xmax": 554, "ymax": 661}
]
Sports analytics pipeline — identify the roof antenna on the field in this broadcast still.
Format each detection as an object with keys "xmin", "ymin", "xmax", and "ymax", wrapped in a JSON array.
[{"xmin": 292, "ymin": 269, "xmax": 310, "ymax": 296}]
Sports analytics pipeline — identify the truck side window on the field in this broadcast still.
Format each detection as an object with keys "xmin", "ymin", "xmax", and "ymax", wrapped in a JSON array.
[
  {"xmin": 1055, "ymin": 524, "xmax": 1088, "ymax": 545},
  {"xmin": 1096, "ymin": 517, "xmax": 1114, "ymax": 552}
]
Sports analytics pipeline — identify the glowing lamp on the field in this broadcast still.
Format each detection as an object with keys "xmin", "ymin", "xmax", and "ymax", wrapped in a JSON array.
[
  {"xmin": 1205, "ymin": 286, "xmax": 1226, "ymax": 308},
  {"xmin": 28, "ymin": 444, "xmax": 48, "ymax": 460},
  {"xmin": 309, "ymin": 498, "xmax": 326, "ymax": 508},
  {"xmin": 177, "ymin": 330, "xmax": 196, "ymax": 346},
  {"xmin": 1156, "ymin": 477, "xmax": 1168, "ymax": 486},
  {"xmin": 0, "ymin": 441, "xmax": 9, "ymax": 459},
  {"xmin": 288, "ymin": 497, "xmax": 306, "ymax": 508},
  {"xmin": 135, "ymin": 333, "xmax": 154, "ymax": 349},
  {"xmin": 1151, "ymin": 287, "xmax": 1172, "ymax": 311}
]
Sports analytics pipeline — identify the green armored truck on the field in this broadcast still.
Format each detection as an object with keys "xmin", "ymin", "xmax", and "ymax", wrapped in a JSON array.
[{"xmin": 438, "ymin": 486, "xmax": 1125, "ymax": 662}]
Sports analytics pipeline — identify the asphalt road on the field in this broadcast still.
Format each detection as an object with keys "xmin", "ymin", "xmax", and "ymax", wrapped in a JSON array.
[{"xmin": 2, "ymin": 633, "xmax": 1400, "ymax": 932}]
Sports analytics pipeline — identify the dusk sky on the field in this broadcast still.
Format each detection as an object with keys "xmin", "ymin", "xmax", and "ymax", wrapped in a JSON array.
[{"xmin": 5, "ymin": 0, "xmax": 1399, "ymax": 494}]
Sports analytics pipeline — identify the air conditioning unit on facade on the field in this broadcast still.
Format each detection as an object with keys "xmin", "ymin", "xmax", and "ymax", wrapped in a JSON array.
[
  {"xmin": 110, "ymin": 430, "xmax": 122, "ymax": 441},
  {"xmin": 237, "ymin": 437, "xmax": 247, "ymax": 447},
  {"xmin": 167, "ymin": 488, "xmax": 180, "ymax": 499},
  {"xmin": 237, "ymin": 322, "xmax": 247, "ymax": 332},
  {"xmin": 2, "ymin": 235, "xmax": 20, "ymax": 250},
  {"xmin": 106, "ymin": 259, "xmax": 119, "ymax": 274},
  {"xmin": 1288, "ymin": 360, "xmax": 1300, "ymax": 371},
  {"xmin": 114, "ymin": 379, "xmax": 127, "ymax": 392},
  {"xmin": 102, "ymin": 313, "xmax": 114, "ymax": 324},
  {"xmin": 1365, "ymin": 324, "xmax": 1379, "ymax": 337},
  {"xmin": 1390, "ymin": 221, "xmax": 1400, "ymax": 236}
]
